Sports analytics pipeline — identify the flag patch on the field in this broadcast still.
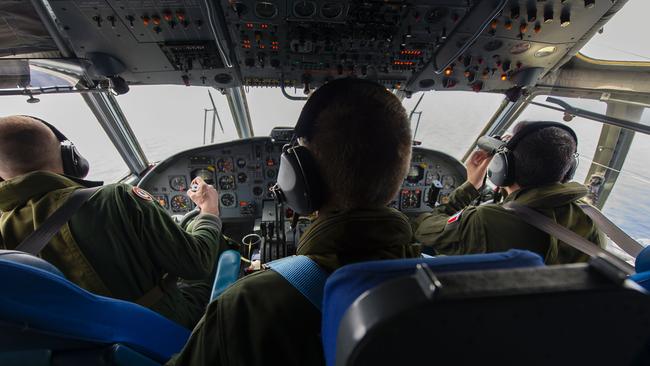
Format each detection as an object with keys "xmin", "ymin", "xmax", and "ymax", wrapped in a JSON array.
[{"xmin": 447, "ymin": 210, "xmax": 463, "ymax": 225}]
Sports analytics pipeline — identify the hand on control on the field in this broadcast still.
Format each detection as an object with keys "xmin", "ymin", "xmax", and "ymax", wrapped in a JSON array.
[
  {"xmin": 187, "ymin": 177, "xmax": 220, "ymax": 216},
  {"xmin": 466, "ymin": 149, "xmax": 493, "ymax": 190}
]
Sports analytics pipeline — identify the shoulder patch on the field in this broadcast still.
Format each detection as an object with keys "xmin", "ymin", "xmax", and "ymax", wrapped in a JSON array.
[
  {"xmin": 447, "ymin": 209, "xmax": 464, "ymax": 225},
  {"xmin": 132, "ymin": 186, "xmax": 153, "ymax": 201}
]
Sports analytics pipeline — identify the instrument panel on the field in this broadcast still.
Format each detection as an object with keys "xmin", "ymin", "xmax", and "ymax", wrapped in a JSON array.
[{"xmin": 138, "ymin": 137, "xmax": 466, "ymax": 219}]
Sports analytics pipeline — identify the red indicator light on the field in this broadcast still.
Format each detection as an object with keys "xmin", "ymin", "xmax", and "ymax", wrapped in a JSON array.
[
  {"xmin": 261, "ymin": 23, "xmax": 269, "ymax": 29},
  {"xmin": 142, "ymin": 16, "xmax": 150, "ymax": 26},
  {"xmin": 246, "ymin": 23, "xmax": 254, "ymax": 29},
  {"xmin": 500, "ymin": 73, "xmax": 508, "ymax": 81},
  {"xmin": 163, "ymin": 11, "xmax": 173, "ymax": 22},
  {"xmin": 239, "ymin": 201, "xmax": 248, "ymax": 207},
  {"xmin": 444, "ymin": 66, "xmax": 453, "ymax": 76},
  {"xmin": 176, "ymin": 11, "xmax": 186, "ymax": 21},
  {"xmin": 267, "ymin": 159, "xmax": 275, "ymax": 166},
  {"xmin": 152, "ymin": 15, "xmax": 161, "ymax": 25}
]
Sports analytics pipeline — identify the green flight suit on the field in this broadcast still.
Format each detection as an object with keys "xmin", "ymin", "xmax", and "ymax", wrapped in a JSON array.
[
  {"xmin": 0, "ymin": 171, "xmax": 225, "ymax": 328},
  {"xmin": 167, "ymin": 207, "xmax": 421, "ymax": 366},
  {"xmin": 413, "ymin": 181, "xmax": 607, "ymax": 264}
]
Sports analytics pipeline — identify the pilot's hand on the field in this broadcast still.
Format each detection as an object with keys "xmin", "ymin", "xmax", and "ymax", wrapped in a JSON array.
[
  {"xmin": 466, "ymin": 150, "xmax": 493, "ymax": 190},
  {"xmin": 187, "ymin": 177, "xmax": 220, "ymax": 216}
]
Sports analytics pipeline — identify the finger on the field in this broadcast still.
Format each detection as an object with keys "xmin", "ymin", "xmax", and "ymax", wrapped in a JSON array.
[{"xmin": 192, "ymin": 176, "xmax": 206, "ymax": 185}]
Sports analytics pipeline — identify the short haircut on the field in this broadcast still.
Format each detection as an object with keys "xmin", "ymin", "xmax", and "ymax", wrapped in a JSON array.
[
  {"xmin": 303, "ymin": 80, "xmax": 412, "ymax": 209},
  {"xmin": 512, "ymin": 121, "xmax": 577, "ymax": 187},
  {"xmin": 0, "ymin": 115, "xmax": 62, "ymax": 178}
]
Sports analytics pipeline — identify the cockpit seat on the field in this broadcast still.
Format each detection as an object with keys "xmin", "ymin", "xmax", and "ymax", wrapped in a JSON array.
[
  {"xmin": 321, "ymin": 249, "xmax": 545, "ymax": 366},
  {"xmin": 329, "ymin": 256, "xmax": 650, "ymax": 366},
  {"xmin": 630, "ymin": 245, "xmax": 650, "ymax": 290},
  {"xmin": 0, "ymin": 250, "xmax": 189, "ymax": 365}
]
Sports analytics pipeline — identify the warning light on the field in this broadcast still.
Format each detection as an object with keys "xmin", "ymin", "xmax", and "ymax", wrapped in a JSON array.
[
  {"xmin": 534, "ymin": 23, "xmax": 542, "ymax": 33},
  {"xmin": 267, "ymin": 159, "xmax": 275, "ymax": 166},
  {"xmin": 176, "ymin": 11, "xmax": 186, "ymax": 21},
  {"xmin": 504, "ymin": 20, "xmax": 513, "ymax": 30},
  {"xmin": 152, "ymin": 15, "xmax": 161, "ymax": 25},
  {"xmin": 490, "ymin": 19, "xmax": 499, "ymax": 30},
  {"xmin": 141, "ymin": 16, "xmax": 150, "ymax": 26},
  {"xmin": 163, "ymin": 11, "xmax": 173, "ymax": 22},
  {"xmin": 444, "ymin": 66, "xmax": 453, "ymax": 76},
  {"xmin": 519, "ymin": 22, "xmax": 528, "ymax": 33},
  {"xmin": 246, "ymin": 23, "xmax": 254, "ymax": 29},
  {"xmin": 500, "ymin": 73, "xmax": 508, "ymax": 81},
  {"xmin": 239, "ymin": 201, "xmax": 248, "ymax": 207},
  {"xmin": 261, "ymin": 23, "xmax": 269, "ymax": 29},
  {"xmin": 400, "ymin": 49, "xmax": 422, "ymax": 56}
]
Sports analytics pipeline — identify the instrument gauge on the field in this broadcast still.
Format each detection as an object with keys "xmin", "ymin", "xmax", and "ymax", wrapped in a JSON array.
[
  {"xmin": 253, "ymin": 186, "xmax": 264, "ymax": 196},
  {"xmin": 406, "ymin": 165, "xmax": 424, "ymax": 184},
  {"xmin": 442, "ymin": 175, "xmax": 456, "ymax": 188},
  {"xmin": 220, "ymin": 193, "xmax": 236, "ymax": 208},
  {"xmin": 169, "ymin": 175, "xmax": 188, "ymax": 191},
  {"xmin": 170, "ymin": 195, "xmax": 191, "ymax": 213},
  {"xmin": 154, "ymin": 195, "xmax": 169, "ymax": 209},
  {"xmin": 219, "ymin": 175, "xmax": 236, "ymax": 190},
  {"xmin": 266, "ymin": 169, "xmax": 277, "ymax": 179},
  {"xmin": 217, "ymin": 158, "xmax": 234, "ymax": 173},
  {"xmin": 191, "ymin": 168, "xmax": 215, "ymax": 185},
  {"xmin": 255, "ymin": 2, "xmax": 278, "ymax": 18},
  {"xmin": 321, "ymin": 2, "xmax": 343, "ymax": 18},
  {"xmin": 294, "ymin": 1, "xmax": 316, "ymax": 17},
  {"xmin": 238, "ymin": 172, "xmax": 248, "ymax": 183},
  {"xmin": 236, "ymin": 158, "xmax": 247, "ymax": 169}
]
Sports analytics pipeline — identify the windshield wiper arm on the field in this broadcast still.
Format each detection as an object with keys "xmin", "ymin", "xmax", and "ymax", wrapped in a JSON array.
[{"xmin": 528, "ymin": 97, "xmax": 650, "ymax": 136}]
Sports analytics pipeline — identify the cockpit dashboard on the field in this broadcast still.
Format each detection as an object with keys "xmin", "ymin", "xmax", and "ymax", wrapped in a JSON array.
[{"xmin": 138, "ymin": 138, "xmax": 466, "ymax": 220}]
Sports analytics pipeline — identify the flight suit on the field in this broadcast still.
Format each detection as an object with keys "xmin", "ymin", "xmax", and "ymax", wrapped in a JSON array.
[
  {"xmin": 0, "ymin": 171, "xmax": 225, "ymax": 328},
  {"xmin": 413, "ymin": 181, "xmax": 606, "ymax": 264},
  {"xmin": 167, "ymin": 207, "xmax": 421, "ymax": 366}
]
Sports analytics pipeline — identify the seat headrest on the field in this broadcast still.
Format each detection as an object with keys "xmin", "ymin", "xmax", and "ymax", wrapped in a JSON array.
[
  {"xmin": 635, "ymin": 246, "xmax": 650, "ymax": 273},
  {"xmin": 0, "ymin": 250, "xmax": 65, "ymax": 278}
]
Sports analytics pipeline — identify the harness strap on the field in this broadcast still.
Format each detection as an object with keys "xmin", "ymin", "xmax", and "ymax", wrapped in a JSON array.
[
  {"xmin": 268, "ymin": 255, "xmax": 329, "ymax": 311},
  {"xmin": 16, "ymin": 187, "xmax": 99, "ymax": 255},
  {"xmin": 504, "ymin": 201, "xmax": 634, "ymax": 275},
  {"xmin": 578, "ymin": 203, "xmax": 644, "ymax": 258}
]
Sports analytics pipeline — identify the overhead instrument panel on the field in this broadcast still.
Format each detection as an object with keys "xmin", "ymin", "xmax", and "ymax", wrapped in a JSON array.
[
  {"xmin": 220, "ymin": 0, "xmax": 617, "ymax": 93},
  {"xmin": 48, "ymin": 0, "xmax": 622, "ymax": 93}
]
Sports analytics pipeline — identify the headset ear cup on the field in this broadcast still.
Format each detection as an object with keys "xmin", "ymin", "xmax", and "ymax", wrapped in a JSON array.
[
  {"xmin": 562, "ymin": 155, "xmax": 578, "ymax": 183},
  {"xmin": 61, "ymin": 144, "xmax": 90, "ymax": 179},
  {"xmin": 487, "ymin": 151, "xmax": 514, "ymax": 187},
  {"xmin": 276, "ymin": 146, "xmax": 324, "ymax": 214}
]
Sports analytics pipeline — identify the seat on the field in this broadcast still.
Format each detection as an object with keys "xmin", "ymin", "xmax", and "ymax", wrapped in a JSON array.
[
  {"xmin": 321, "ymin": 249, "xmax": 545, "ymax": 366},
  {"xmin": 210, "ymin": 249, "xmax": 242, "ymax": 301},
  {"xmin": 0, "ymin": 250, "xmax": 190, "ymax": 365},
  {"xmin": 334, "ymin": 259, "xmax": 650, "ymax": 366},
  {"xmin": 631, "ymin": 246, "xmax": 650, "ymax": 290}
]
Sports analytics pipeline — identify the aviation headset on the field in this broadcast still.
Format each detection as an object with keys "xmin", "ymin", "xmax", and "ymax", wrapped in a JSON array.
[
  {"xmin": 273, "ymin": 78, "xmax": 388, "ymax": 214},
  {"xmin": 21, "ymin": 115, "xmax": 90, "ymax": 179},
  {"xmin": 486, "ymin": 121, "xmax": 579, "ymax": 187}
]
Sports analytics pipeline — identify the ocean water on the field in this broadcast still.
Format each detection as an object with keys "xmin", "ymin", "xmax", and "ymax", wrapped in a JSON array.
[{"xmin": 2, "ymin": 86, "xmax": 648, "ymax": 245}]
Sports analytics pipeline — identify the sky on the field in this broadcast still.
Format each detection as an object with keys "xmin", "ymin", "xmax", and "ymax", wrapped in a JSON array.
[{"xmin": 0, "ymin": 0, "xmax": 649, "ymax": 238}]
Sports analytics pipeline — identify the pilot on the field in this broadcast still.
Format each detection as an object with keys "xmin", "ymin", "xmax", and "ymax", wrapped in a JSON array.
[
  {"xmin": 0, "ymin": 115, "xmax": 225, "ymax": 328},
  {"xmin": 167, "ymin": 78, "xmax": 420, "ymax": 366},
  {"xmin": 413, "ymin": 121, "xmax": 606, "ymax": 264}
]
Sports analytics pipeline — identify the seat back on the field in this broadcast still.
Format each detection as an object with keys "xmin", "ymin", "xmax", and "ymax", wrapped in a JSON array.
[
  {"xmin": 322, "ymin": 249, "xmax": 544, "ymax": 366},
  {"xmin": 0, "ymin": 251, "xmax": 190, "ymax": 363},
  {"xmin": 211, "ymin": 249, "xmax": 242, "ymax": 301},
  {"xmin": 336, "ymin": 261, "xmax": 650, "ymax": 366},
  {"xmin": 630, "ymin": 246, "xmax": 650, "ymax": 290}
]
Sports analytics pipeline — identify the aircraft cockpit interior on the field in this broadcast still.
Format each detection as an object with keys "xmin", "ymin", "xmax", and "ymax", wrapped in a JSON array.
[{"xmin": 3, "ymin": 0, "xmax": 650, "ymax": 365}]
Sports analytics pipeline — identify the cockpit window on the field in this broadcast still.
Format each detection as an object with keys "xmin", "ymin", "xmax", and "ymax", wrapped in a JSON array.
[
  {"xmin": 117, "ymin": 86, "xmax": 239, "ymax": 162},
  {"xmin": 403, "ymin": 91, "xmax": 505, "ymax": 159},
  {"xmin": 245, "ymin": 88, "xmax": 306, "ymax": 136},
  {"xmin": 580, "ymin": 1, "xmax": 650, "ymax": 62},
  {"xmin": 0, "ymin": 94, "xmax": 128, "ymax": 182},
  {"xmin": 514, "ymin": 96, "xmax": 650, "ymax": 244}
]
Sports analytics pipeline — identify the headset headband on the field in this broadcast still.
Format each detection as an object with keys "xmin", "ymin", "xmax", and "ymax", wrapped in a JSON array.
[
  {"xmin": 505, "ymin": 121, "xmax": 578, "ymax": 152},
  {"xmin": 294, "ymin": 78, "xmax": 387, "ymax": 140}
]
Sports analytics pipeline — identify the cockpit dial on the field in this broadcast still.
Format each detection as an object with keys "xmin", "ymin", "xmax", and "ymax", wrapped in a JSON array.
[
  {"xmin": 236, "ymin": 158, "xmax": 247, "ymax": 169},
  {"xmin": 217, "ymin": 158, "xmax": 234, "ymax": 173},
  {"xmin": 169, "ymin": 175, "xmax": 188, "ymax": 191},
  {"xmin": 442, "ymin": 175, "xmax": 456, "ymax": 188},
  {"xmin": 191, "ymin": 168, "xmax": 215, "ymax": 185},
  {"xmin": 237, "ymin": 172, "xmax": 248, "ymax": 183},
  {"xmin": 219, "ymin": 175, "xmax": 236, "ymax": 190},
  {"xmin": 406, "ymin": 165, "xmax": 425, "ymax": 184},
  {"xmin": 220, "ymin": 193, "xmax": 236, "ymax": 208},
  {"xmin": 400, "ymin": 189, "xmax": 422, "ymax": 209},
  {"xmin": 170, "ymin": 194, "xmax": 191, "ymax": 212}
]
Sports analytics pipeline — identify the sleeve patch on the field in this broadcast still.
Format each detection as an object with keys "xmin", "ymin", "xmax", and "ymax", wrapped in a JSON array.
[
  {"xmin": 447, "ymin": 210, "xmax": 464, "ymax": 225},
  {"xmin": 132, "ymin": 186, "xmax": 153, "ymax": 201}
]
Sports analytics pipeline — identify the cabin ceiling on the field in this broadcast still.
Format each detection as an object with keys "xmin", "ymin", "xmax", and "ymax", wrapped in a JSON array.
[{"xmin": 3, "ymin": 0, "xmax": 629, "ymax": 94}]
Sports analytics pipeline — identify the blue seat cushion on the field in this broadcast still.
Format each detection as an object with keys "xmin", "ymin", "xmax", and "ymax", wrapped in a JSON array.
[
  {"xmin": 636, "ymin": 246, "xmax": 650, "ymax": 273},
  {"xmin": 0, "ymin": 250, "xmax": 64, "ymax": 278},
  {"xmin": 0, "ymin": 258, "xmax": 190, "ymax": 363},
  {"xmin": 630, "ymin": 271, "xmax": 650, "ymax": 291},
  {"xmin": 321, "ymin": 249, "xmax": 544, "ymax": 366}
]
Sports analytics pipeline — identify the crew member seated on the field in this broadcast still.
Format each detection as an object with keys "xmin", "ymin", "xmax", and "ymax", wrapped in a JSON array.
[
  {"xmin": 414, "ymin": 121, "xmax": 606, "ymax": 264},
  {"xmin": 167, "ymin": 78, "xmax": 420, "ymax": 366},
  {"xmin": 0, "ymin": 115, "xmax": 224, "ymax": 328}
]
